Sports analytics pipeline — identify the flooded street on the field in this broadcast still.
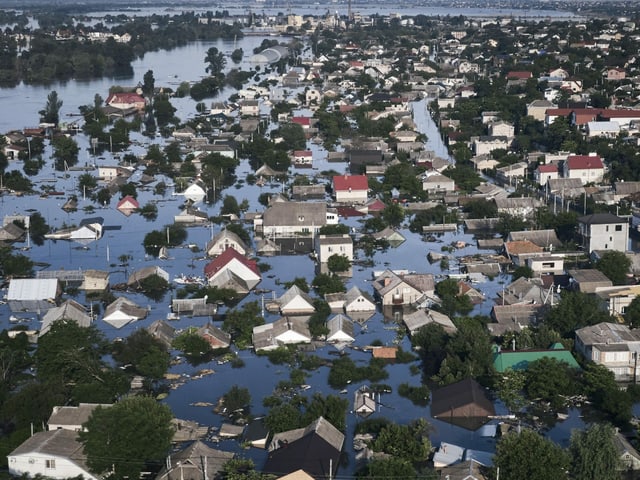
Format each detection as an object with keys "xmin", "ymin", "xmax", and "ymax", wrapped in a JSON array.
[{"xmin": 0, "ymin": 20, "xmax": 589, "ymax": 476}]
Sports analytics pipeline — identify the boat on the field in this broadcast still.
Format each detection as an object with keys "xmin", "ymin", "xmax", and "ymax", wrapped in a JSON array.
[
  {"xmin": 158, "ymin": 246, "xmax": 169, "ymax": 260},
  {"xmin": 167, "ymin": 312, "xmax": 180, "ymax": 321},
  {"xmin": 173, "ymin": 274, "xmax": 205, "ymax": 286}
]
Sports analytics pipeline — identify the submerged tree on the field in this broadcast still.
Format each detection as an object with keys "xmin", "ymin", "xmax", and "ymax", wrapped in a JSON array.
[{"xmin": 39, "ymin": 90, "xmax": 63, "ymax": 125}]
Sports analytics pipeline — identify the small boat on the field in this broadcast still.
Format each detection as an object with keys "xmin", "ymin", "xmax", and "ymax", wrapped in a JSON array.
[
  {"xmin": 340, "ymin": 389, "xmax": 348, "ymax": 394},
  {"xmin": 158, "ymin": 246, "xmax": 169, "ymax": 260},
  {"xmin": 166, "ymin": 312, "xmax": 180, "ymax": 321}
]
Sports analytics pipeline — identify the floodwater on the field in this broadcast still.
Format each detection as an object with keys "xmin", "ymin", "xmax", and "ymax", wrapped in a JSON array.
[{"xmin": 0, "ymin": 21, "xmax": 587, "ymax": 476}]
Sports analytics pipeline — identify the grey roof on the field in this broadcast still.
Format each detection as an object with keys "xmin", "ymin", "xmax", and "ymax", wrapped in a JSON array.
[
  {"xmin": 403, "ymin": 309, "xmax": 456, "ymax": 335},
  {"xmin": 575, "ymin": 322, "xmax": 640, "ymax": 346},
  {"xmin": 344, "ymin": 286, "xmax": 376, "ymax": 311},
  {"xmin": 127, "ymin": 266, "xmax": 168, "ymax": 286},
  {"xmin": 262, "ymin": 201, "xmax": 328, "ymax": 227},
  {"xmin": 327, "ymin": 314, "xmax": 355, "ymax": 342},
  {"xmin": 494, "ymin": 197, "xmax": 542, "ymax": 209},
  {"xmin": 206, "ymin": 228, "xmax": 249, "ymax": 255},
  {"xmin": 47, "ymin": 403, "xmax": 111, "ymax": 429},
  {"xmin": 578, "ymin": 213, "xmax": 626, "ymax": 225},
  {"xmin": 0, "ymin": 222, "xmax": 25, "ymax": 241},
  {"xmin": 147, "ymin": 320, "xmax": 176, "ymax": 349},
  {"xmin": 278, "ymin": 285, "xmax": 315, "ymax": 311},
  {"xmin": 615, "ymin": 181, "xmax": 640, "ymax": 196},
  {"xmin": 9, "ymin": 429, "xmax": 92, "ymax": 475},
  {"xmin": 568, "ymin": 268, "xmax": 613, "ymax": 285},
  {"xmin": 104, "ymin": 297, "xmax": 148, "ymax": 321},
  {"xmin": 40, "ymin": 300, "xmax": 92, "ymax": 336},
  {"xmin": 372, "ymin": 270, "xmax": 434, "ymax": 297},
  {"xmin": 318, "ymin": 234, "xmax": 352, "ymax": 246},
  {"xmin": 268, "ymin": 416, "xmax": 344, "ymax": 452},
  {"xmin": 7, "ymin": 278, "xmax": 58, "ymax": 301},
  {"xmin": 508, "ymin": 229, "xmax": 561, "ymax": 249},
  {"xmin": 156, "ymin": 441, "xmax": 234, "ymax": 480}
]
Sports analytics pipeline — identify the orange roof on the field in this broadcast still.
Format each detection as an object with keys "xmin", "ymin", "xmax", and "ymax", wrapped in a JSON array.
[
  {"xmin": 372, "ymin": 347, "xmax": 397, "ymax": 359},
  {"xmin": 504, "ymin": 240, "xmax": 544, "ymax": 256}
]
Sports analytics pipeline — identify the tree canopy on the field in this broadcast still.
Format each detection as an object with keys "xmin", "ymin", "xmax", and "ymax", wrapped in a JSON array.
[{"xmin": 80, "ymin": 396, "xmax": 174, "ymax": 480}]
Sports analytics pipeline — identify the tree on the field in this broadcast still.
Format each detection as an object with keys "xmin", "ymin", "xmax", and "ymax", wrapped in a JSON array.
[
  {"xmin": 381, "ymin": 202, "xmax": 405, "ymax": 227},
  {"xmin": 494, "ymin": 369, "xmax": 526, "ymax": 413},
  {"xmin": 595, "ymin": 250, "xmax": 631, "ymax": 285},
  {"xmin": 112, "ymin": 330, "xmax": 169, "ymax": 380},
  {"xmin": 205, "ymin": 47, "xmax": 226, "ymax": 76},
  {"xmin": 358, "ymin": 457, "xmax": 416, "ymax": 479},
  {"xmin": 39, "ymin": 90, "xmax": 63, "ymax": 125},
  {"xmin": 52, "ymin": 135, "xmax": 79, "ymax": 169},
  {"xmin": 79, "ymin": 396, "xmax": 174, "ymax": 480},
  {"xmin": 493, "ymin": 429, "xmax": 570, "ymax": 480},
  {"xmin": 78, "ymin": 173, "xmax": 98, "ymax": 194},
  {"xmin": 312, "ymin": 273, "xmax": 345, "ymax": 296},
  {"xmin": 545, "ymin": 291, "xmax": 612, "ymax": 337},
  {"xmin": 223, "ymin": 301, "xmax": 264, "ymax": 349},
  {"xmin": 624, "ymin": 296, "xmax": 640, "ymax": 328},
  {"xmin": 223, "ymin": 385, "xmax": 251, "ymax": 413},
  {"xmin": 327, "ymin": 254, "xmax": 350, "ymax": 273},
  {"xmin": 524, "ymin": 357, "xmax": 579, "ymax": 409},
  {"xmin": 142, "ymin": 69, "xmax": 155, "ymax": 98},
  {"xmin": 221, "ymin": 195, "xmax": 240, "ymax": 216},
  {"xmin": 172, "ymin": 328, "xmax": 212, "ymax": 360},
  {"xmin": 569, "ymin": 423, "xmax": 620, "ymax": 480},
  {"xmin": 370, "ymin": 419, "xmax": 431, "ymax": 462}
]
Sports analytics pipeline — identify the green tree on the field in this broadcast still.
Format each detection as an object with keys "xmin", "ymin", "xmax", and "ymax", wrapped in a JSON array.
[
  {"xmin": 223, "ymin": 301, "xmax": 264, "ymax": 349},
  {"xmin": 370, "ymin": 419, "xmax": 431, "ymax": 462},
  {"xmin": 595, "ymin": 250, "xmax": 631, "ymax": 285},
  {"xmin": 205, "ymin": 46, "xmax": 226, "ymax": 76},
  {"xmin": 624, "ymin": 296, "xmax": 640, "ymax": 328},
  {"xmin": 143, "ymin": 69, "xmax": 155, "ymax": 98},
  {"xmin": 381, "ymin": 202, "xmax": 405, "ymax": 227},
  {"xmin": 172, "ymin": 328, "xmax": 212, "ymax": 360},
  {"xmin": 312, "ymin": 273, "xmax": 345, "ymax": 296},
  {"xmin": 39, "ymin": 90, "xmax": 63, "ymax": 125},
  {"xmin": 221, "ymin": 195, "xmax": 240, "ymax": 216},
  {"xmin": 545, "ymin": 291, "xmax": 612, "ymax": 337},
  {"xmin": 493, "ymin": 429, "xmax": 570, "ymax": 480},
  {"xmin": 79, "ymin": 397, "xmax": 174, "ymax": 480},
  {"xmin": 112, "ymin": 330, "xmax": 169, "ymax": 380},
  {"xmin": 223, "ymin": 385, "xmax": 251, "ymax": 412},
  {"xmin": 495, "ymin": 369, "xmax": 526, "ymax": 413},
  {"xmin": 569, "ymin": 422, "xmax": 620, "ymax": 480},
  {"xmin": 358, "ymin": 457, "xmax": 416, "ymax": 479},
  {"xmin": 327, "ymin": 254, "xmax": 350, "ymax": 273},
  {"xmin": 525, "ymin": 357, "xmax": 579, "ymax": 409},
  {"xmin": 78, "ymin": 173, "xmax": 98, "ymax": 194},
  {"xmin": 52, "ymin": 135, "xmax": 79, "ymax": 169}
]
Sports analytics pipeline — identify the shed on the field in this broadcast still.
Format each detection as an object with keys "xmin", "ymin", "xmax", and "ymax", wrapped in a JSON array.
[{"xmin": 431, "ymin": 378, "xmax": 495, "ymax": 430}]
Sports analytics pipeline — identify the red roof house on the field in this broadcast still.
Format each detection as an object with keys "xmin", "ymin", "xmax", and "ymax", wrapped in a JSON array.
[
  {"xmin": 506, "ymin": 71, "xmax": 533, "ymax": 80},
  {"xmin": 564, "ymin": 155, "xmax": 605, "ymax": 184},
  {"xmin": 105, "ymin": 92, "xmax": 145, "ymax": 112},
  {"xmin": 116, "ymin": 195, "xmax": 139, "ymax": 214},
  {"xmin": 203, "ymin": 247, "xmax": 261, "ymax": 294},
  {"xmin": 291, "ymin": 116, "xmax": 311, "ymax": 129},
  {"xmin": 333, "ymin": 174, "xmax": 368, "ymax": 204}
]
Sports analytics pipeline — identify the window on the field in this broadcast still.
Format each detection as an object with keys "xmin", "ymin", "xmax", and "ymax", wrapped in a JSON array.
[
  {"xmin": 46, "ymin": 460, "xmax": 56, "ymax": 469},
  {"xmin": 616, "ymin": 225, "xmax": 623, "ymax": 231},
  {"xmin": 606, "ymin": 225, "xmax": 609, "ymax": 232}
]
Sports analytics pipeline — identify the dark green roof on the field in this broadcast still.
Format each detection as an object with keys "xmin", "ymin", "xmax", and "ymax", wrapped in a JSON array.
[{"xmin": 493, "ymin": 344, "xmax": 580, "ymax": 372}]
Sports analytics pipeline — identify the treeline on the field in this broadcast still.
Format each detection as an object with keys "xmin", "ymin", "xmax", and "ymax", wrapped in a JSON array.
[{"xmin": 0, "ymin": 12, "xmax": 243, "ymax": 86}]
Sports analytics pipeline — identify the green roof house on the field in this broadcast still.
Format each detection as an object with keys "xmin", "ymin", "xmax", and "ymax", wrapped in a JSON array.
[{"xmin": 493, "ymin": 343, "xmax": 580, "ymax": 372}]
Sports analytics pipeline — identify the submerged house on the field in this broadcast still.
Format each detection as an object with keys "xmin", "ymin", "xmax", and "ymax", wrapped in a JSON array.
[
  {"xmin": 155, "ymin": 441, "xmax": 234, "ymax": 480},
  {"xmin": 7, "ymin": 278, "xmax": 60, "ymax": 313},
  {"xmin": 264, "ymin": 417, "xmax": 344, "ymax": 479},
  {"xmin": 431, "ymin": 378, "xmax": 495, "ymax": 430},
  {"xmin": 252, "ymin": 316, "xmax": 312, "ymax": 352},
  {"xmin": 103, "ymin": 297, "xmax": 148, "ymax": 328}
]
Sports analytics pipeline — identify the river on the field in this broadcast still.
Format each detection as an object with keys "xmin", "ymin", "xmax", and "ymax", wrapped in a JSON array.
[{"xmin": 0, "ymin": 11, "xmax": 590, "ymax": 477}]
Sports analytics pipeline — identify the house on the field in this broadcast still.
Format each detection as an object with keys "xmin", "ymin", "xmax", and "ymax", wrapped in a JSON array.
[
  {"xmin": 493, "ymin": 343, "xmax": 580, "ymax": 372},
  {"xmin": 293, "ymin": 150, "xmax": 313, "ymax": 168},
  {"xmin": 103, "ymin": 297, "xmax": 148, "ymax": 328},
  {"xmin": 578, "ymin": 213, "xmax": 629, "ymax": 253},
  {"xmin": 155, "ymin": 441, "xmax": 234, "ymax": 480},
  {"xmin": 8, "ymin": 429, "xmax": 98, "ymax": 480},
  {"xmin": 568, "ymin": 268, "xmax": 613, "ymax": 293},
  {"xmin": 371, "ymin": 227, "xmax": 406, "ymax": 247},
  {"xmin": 347, "ymin": 149, "xmax": 384, "ymax": 175},
  {"xmin": 527, "ymin": 99, "xmax": 556, "ymax": 121},
  {"xmin": 264, "ymin": 417, "xmax": 344, "ymax": 479},
  {"xmin": 371, "ymin": 269, "xmax": 435, "ymax": 307},
  {"xmin": 605, "ymin": 67, "xmax": 626, "ymax": 81},
  {"xmin": 197, "ymin": 322, "xmax": 231, "ymax": 349},
  {"xmin": 239, "ymin": 99, "xmax": 260, "ymax": 116},
  {"xmin": 105, "ymin": 91, "xmax": 145, "ymax": 112},
  {"xmin": 438, "ymin": 459, "xmax": 488, "ymax": 480},
  {"xmin": 472, "ymin": 136, "xmax": 509, "ymax": 156},
  {"xmin": 563, "ymin": 154, "xmax": 605, "ymax": 185},
  {"xmin": 525, "ymin": 255, "xmax": 565, "ymax": 275},
  {"xmin": 0, "ymin": 222, "xmax": 25, "ymax": 242},
  {"xmin": 457, "ymin": 281, "xmax": 485, "ymax": 304},
  {"xmin": 497, "ymin": 277, "xmax": 551, "ymax": 305},
  {"xmin": 292, "ymin": 184, "xmax": 326, "ymax": 201},
  {"xmin": 147, "ymin": 320, "xmax": 176, "ymax": 349},
  {"xmin": 507, "ymin": 229, "xmax": 562, "ymax": 251},
  {"xmin": 547, "ymin": 177, "xmax": 584, "ymax": 198},
  {"xmin": 40, "ymin": 300, "xmax": 92, "ymax": 337},
  {"xmin": 326, "ymin": 314, "xmax": 355, "ymax": 344},
  {"xmin": 587, "ymin": 121, "xmax": 620, "ymax": 138},
  {"xmin": 97, "ymin": 165, "xmax": 133, "ymax": 182},
  {"xmin": 403, "ymin": 309, "xmax": 457, "ymax": 335},
  {"xmin": 256, "ymin": 201, "xmax": 338, "ymax": 237},
  {"xmin": 204, "ymin": 247, "xmax": 261, "ymax": 294},
  {"xmin": 333, "ymin": 174, "xmax": 368, "ymax": 204},
  {"xmin": 431, "ymin": 378, "xmax": 495, "ymax": 430},
  {"xmin": 421, "ymin": 172, "xmax": 456, "ymax": 193},
  {"xmin": 594, "ymin": 285, "xmax": 640, "ymax": 317},
  {"xmin": 7, "ymin": 278, "xmax": 60, "ymax": 313},
  {"xmin": 127, "ymin": 266, "xmax": 169, "ymax": 288},
  {"xmin": 206, "ymin": 228, "xmax": 250, "ymax": 257},
  {"xmin": 47, "ymin": 403, "xmax": 110, "ymax": 432},
  {"xmin": 45, "ymin": 217, "xmax": 104, "ymax": 243},
  {"xmin": 615, "ymin": 431, "xmax": 640, "ymax": 471},
  {"xmin": 354, "ymin": 385, "xmax": 377, "ymax": 416},
  {"xmin": 116, "ymin": 195, "xmax": 139, "ymax": 215},
  {"xmin": 183, "ymin": 181, "xmax": 207, "ymax": 202},
  {"xmin": 344, "ymin": 286, "xmax": 376, "ymax": 314},
  {"xmin": 277, "ymin": 285, "xmax": 315, "ymax": 315},
  {"xmin": 575, "ymin": 322, "xmax": 640, "ymax": 382},
  {"xmin": 80, "ymin": 270, "xmax": 109, "ymax": 292},
  {"xmin": 487, "ymin": 304, "xmax": 544, "ymax": 336},
  {"xmin": 244, "ymin": 417, "xmax": 270, "ymax": 449},
  {"xmin": 494, "ymin": 197, "xmax": 542, "ymax": 219},
  {"xmin": 315, "ymin": 234, "xmax": 354, "ymax": 264},
  {"xmin": 534, "ymin": 164, "xmax": 559, "ymax": 186},
  {"xmin": 252, "ymin": 316, "xmax": 312, "ymax": 351},
  {"xmin": 488, "ymin": 121, "xmax": 514, "ymax": 138},
  {"xmin": 433, "ymin": 442, "xmax": 465, "ymax": 468}
]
